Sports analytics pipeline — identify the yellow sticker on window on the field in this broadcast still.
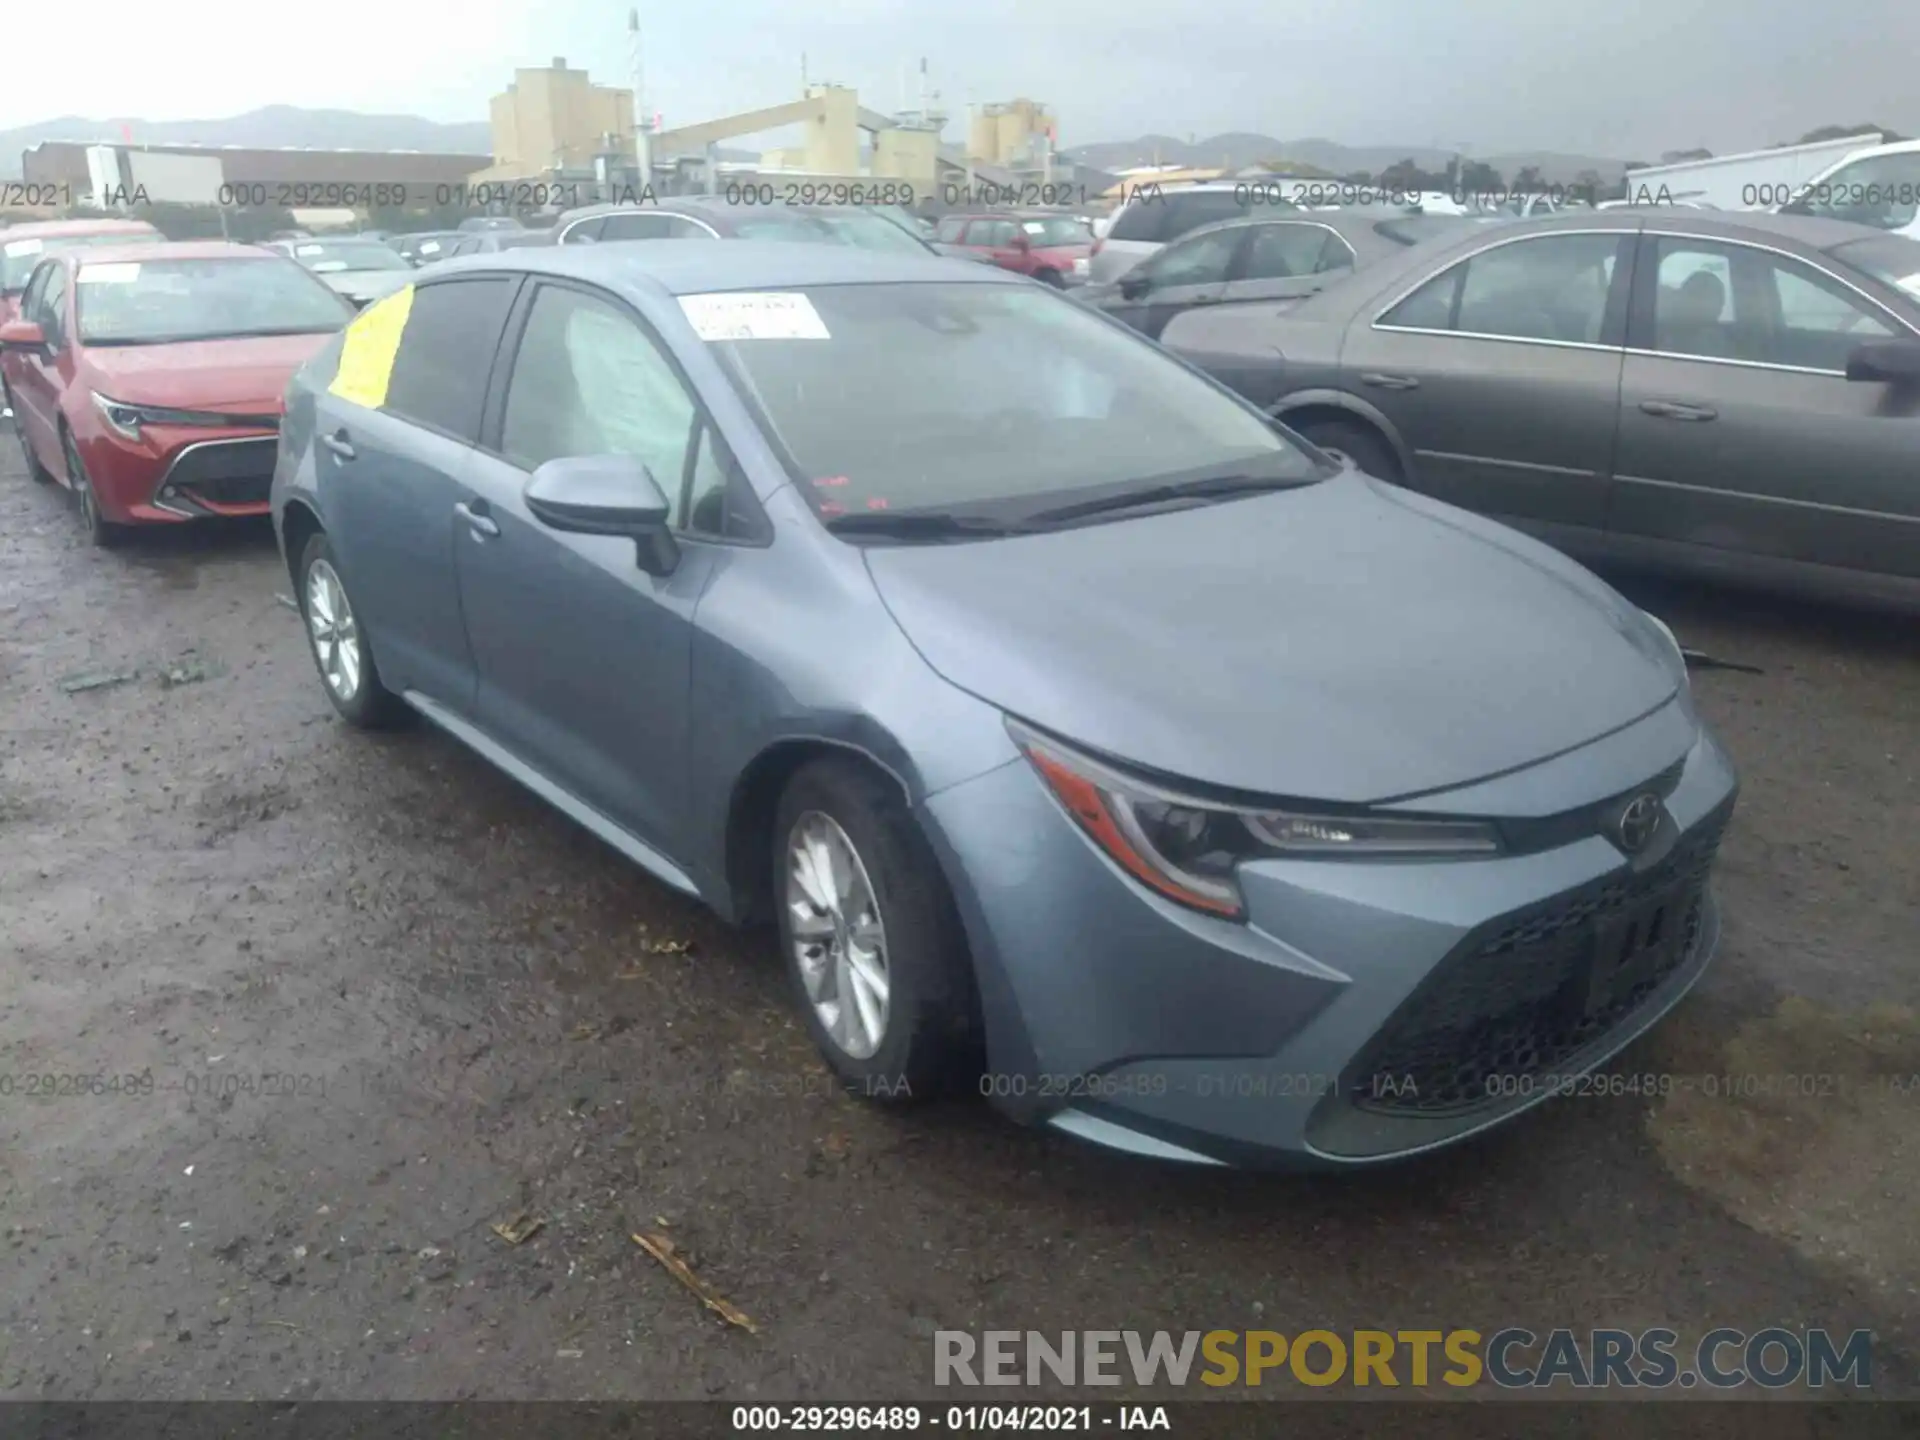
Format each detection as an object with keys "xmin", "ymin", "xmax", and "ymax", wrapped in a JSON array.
[{"xmin": 328, "ymin": 283, "xmax": 415, "ymax": 410}]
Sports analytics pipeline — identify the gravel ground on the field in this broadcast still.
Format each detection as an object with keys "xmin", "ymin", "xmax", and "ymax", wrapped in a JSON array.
[{"xmin": 1, "ymin": 435, "xmax": 1916, "ymax": 1402}]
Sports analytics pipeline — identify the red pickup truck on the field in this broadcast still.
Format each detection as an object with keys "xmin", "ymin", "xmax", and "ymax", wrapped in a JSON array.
[{"xmin": 932, "ymin": 212, "xmax": 1094, "ymax": 287}]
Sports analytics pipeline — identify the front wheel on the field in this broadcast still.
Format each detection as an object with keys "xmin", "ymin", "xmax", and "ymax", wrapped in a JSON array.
[
  {"xmin": 773, "ymin": 759, "xmax": 978, "ymax": 1102},
  {"xmin": 296, "ymin": 531, "xmax": 408, "ymax": 728},
  {"xmin": 63, "ymin": 430, "xmax": 125, "ymax": 546}
]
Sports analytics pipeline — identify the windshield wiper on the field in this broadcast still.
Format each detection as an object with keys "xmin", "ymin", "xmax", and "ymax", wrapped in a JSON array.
[
  {"xmin": 824, "ymin": 510, "xmax": 1033, "ymax": 541},
  {"xmin": 1026, "ymin": 471, "xmax": 1317, "ymax": 526}
]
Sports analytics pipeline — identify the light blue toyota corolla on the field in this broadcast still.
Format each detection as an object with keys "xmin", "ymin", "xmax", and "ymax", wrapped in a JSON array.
[{"xmin": 272, "ymin": 241, "xmax": 1738, "ymax": 1169}]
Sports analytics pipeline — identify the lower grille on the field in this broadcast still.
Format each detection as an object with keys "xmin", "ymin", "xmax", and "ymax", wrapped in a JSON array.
[
  {"xmin": 1349, "ymin": 812, "xmax": 1729, "ymax": 1117},
  {"xmin": 161, "ymin": 436, "xmax": 277, "ymax": 508}
]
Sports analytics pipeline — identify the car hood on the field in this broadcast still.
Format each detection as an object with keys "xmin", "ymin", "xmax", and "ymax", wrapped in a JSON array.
[
  {"xmin": 864, "ymin": 473, "xmax": 1680, "ymax": 803},
  {"xmin": 81, "ymin": 333, "xmax": 336, "ymax": 411}
]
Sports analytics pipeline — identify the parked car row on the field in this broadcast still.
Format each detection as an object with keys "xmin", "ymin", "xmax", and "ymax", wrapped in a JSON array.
[{"xmin": 13, "ymin": 202, "xmax": 1912, "ymax": 1168}]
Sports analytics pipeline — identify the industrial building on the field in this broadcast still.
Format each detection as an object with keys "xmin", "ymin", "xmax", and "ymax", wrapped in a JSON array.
[{"xmin": 20, "ymin": 140, "xmax": 490, "ymax": 196}]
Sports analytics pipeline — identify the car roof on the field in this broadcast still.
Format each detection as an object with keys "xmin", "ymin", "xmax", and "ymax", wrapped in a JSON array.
[
  {"xmin": 64, "ymin": 240, "xmax": 273, "ymax": 266},
  {"xmin": 2, "ymin": 217, "xmax": 160, "ymax": 241},
  {"xmin": 423, "ymin": 237, "xmax": 1018, "ymax": 297}
]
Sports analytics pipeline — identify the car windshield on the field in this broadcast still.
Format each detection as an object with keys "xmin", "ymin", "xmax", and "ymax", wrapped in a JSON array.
[
  {"xmin": 1829, "ymin": 233, "xmax": 1920, "ymax": 303},
  {"xmin": 76, "ymin": 258, "xmax": 354, "ymax": 344},
  {"xmin": 286, "ymin": 241, "xmax": 412, "ymax": 274},
  {"xmin": 691, "ymin": 281, "xmax": 1323, "ymax": 520},
  {"xmin": 1019, "ymin": 217, "xmax": 1093, "ymax": 245},
  {"xmin": 804, "ymin": 210, "xmax": 932, "ymax": 255},
  {"xmin": 2, "ymin": 231, "xmax": 162, "ymax": 294}
]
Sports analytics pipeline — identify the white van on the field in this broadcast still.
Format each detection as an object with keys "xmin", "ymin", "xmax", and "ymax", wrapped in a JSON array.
[{"xmin": 1779, "ymin": 138, "xmax": 1920, "ymax": 239}]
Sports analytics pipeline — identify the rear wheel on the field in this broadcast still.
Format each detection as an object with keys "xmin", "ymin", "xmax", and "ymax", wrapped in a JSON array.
[
  {"xmin": 296, "ymin": 530, "xmax": 408, "ymax": 729},
  {"xmin": 63, "ymin": 428, "xmax": 125, "ymax": 546},
  {"xmin": 1291, "ymin": 417, "xmax": 1404, "ymax": 484},
  {"xmin": 773, "ymin": 759, "xmax": 977, "ymax": 1101}
]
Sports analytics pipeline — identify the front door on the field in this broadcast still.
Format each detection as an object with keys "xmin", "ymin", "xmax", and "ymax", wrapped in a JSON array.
[
  {"xmin": 1338, "ymin": 229, "xmax": 1634, "ymax": 532},
  {"xmin": 1612, "ymin": 232, "xmax": 1920, "ymax": 578},
  {"xmin": 1105, "ymin": 223, "xmax": 1243, "ymax": 338},
  {"xmin": 453, "ymin": 278, "xmax": 718, "ymax": 851}
]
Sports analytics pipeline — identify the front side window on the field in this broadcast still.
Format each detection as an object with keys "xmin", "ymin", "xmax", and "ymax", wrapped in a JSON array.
[
  {"xmin": 1143, "ymin": 227, "xmax": 1241, "ymax": 286},
  {"xmin": 500, "ymin": 284, "xmax": 699, "ymax": 513},
  {"xmin": 693, "ymin": 280, "xmax": 1321, "ymax": 519},
  {"xmin": 1382, "ymin": 234, "xmax": 1620, "ymax": 343},
  {"xmin": 75, "ymin": 258, "xmax": 352, "ymax": 346},
  {"xmin": 37, "ymin": 266, "xmax": 69, "ymax": 347},
  {"xmin": 1646, "ymin": 238, "xmax": 1894, "ymax": 371},
  {"xmin": 382, "ymin": 277, "xmax": 519, "ymax": 441}
]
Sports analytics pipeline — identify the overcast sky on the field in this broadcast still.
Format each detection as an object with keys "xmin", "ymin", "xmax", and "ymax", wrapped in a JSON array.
[{"xmin": 7, "ymin": 0, "xmax": 1916, "ymax": 158}]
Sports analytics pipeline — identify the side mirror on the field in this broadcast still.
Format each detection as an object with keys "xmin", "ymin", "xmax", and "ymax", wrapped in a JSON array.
[
  {"xmin": 1118, "ymin": 270, "xmax": 1153, "ymax": 300},
  {"xmin": 0, "ymin": 318, "xmax": 47, "ymax": 352},
  {"xmin": 1845, "ymin": 339, "xmax": 1920, "ymax": 386},
  {"xmin": 524, "ymin": 454, "xmax": 680, "ymax": 575}
]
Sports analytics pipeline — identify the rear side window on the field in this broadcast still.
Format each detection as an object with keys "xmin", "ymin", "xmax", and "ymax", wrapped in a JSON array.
[
  {"xmin": 384, "ymin": 277, "xmax": 519, "ymax": 442},
  {"xmin": 560, "ymin": 217, "xmax": 606, "ymax": 244},
  {"xmin": 599, "ymin": 212, "xmax": 680, "ymax": 241}
]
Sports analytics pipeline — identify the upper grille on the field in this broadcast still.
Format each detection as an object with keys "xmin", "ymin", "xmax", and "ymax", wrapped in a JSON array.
[{"xmin": 1347, "ymin": 808, "xmax": 1730, "ymax": 1117}]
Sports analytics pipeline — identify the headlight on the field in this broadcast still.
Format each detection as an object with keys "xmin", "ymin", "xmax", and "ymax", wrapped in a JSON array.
[
  {"xmin": 1009, "ymin": 720, "xmax": 1503, "ymax": 920},
  {"xmin": 91, "ymin": 392, "xmax": 235, "ymax": 440}
]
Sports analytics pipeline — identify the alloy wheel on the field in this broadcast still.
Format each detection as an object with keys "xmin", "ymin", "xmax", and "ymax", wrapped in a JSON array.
[
  {"xmin": 785, "ymin": 810, "xmax": 891, "ymax": 1060},
  {"xmin": 305, "ymin": 558, "xmax": 364, "ymax": 703}
]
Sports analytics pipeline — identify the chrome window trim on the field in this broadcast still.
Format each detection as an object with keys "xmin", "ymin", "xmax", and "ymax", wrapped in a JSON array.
[
  {"xmin": 1361, "ymin": 326, "xmax": 1623, "ymax": 355},
  {"xmin": 1370, "ymin": 227, "xmax": 1629, "ymax": 331},
  {"xmin": 1619, "ymin": 347, "xmax": 1850, "ymax": 379},
  {"xmin": 556, "ymin": 209, "xmax": 723, "ymax": 244}
]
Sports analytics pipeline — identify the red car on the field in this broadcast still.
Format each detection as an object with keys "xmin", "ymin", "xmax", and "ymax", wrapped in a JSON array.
[
  {"xmin": 0, "ymin": 240, "xmax": 354, "ymax": 545},
  {"xmin": 2, "ymin": 218, "xmax": 164, "ymax": 421},
  {"xmin": 932, "ymin": 212, "xmax": 1094, "ymax": 287}
]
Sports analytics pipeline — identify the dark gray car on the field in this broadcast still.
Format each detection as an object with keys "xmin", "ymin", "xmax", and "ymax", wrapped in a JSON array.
[
  {"xmin": 1163, "ymin": 212, "xmax": 1920, "ymax": 610},
  {"xmin": 1080, "ymin": 210, "xmax": 1496, "ymax": 339}
]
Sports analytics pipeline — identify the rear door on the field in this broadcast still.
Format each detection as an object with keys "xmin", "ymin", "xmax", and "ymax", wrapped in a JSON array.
[
  {"xmin": 1611, "ymin": 231, "xmax": 1920, "ymax": 578},
  {"xmin": 316, "ymin": 274, "xmax": 522, "ymax": 710},
  {"xmin": 1337, "ymin": 228, "xmax": 1635, "ymax": 531},
  {"xmin": 453, "ymin": 278, "xmax": 724, "ymax": 850}
]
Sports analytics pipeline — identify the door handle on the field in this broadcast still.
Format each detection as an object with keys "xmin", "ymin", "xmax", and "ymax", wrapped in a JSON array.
[
  {"xmin": 320, "ymin": 430, "xmax": 356, "ymax": 460},
  {"xmin": 1360, "ymin": 372, "xmax": 1420, "ymax": 391},
  {"xmin": 1639, "ymin": 399, "xmax": 1718, "ymax": 422},
  {"xmin": 454, "ymin": 501, "xmax": 500, "ymax": 539}
]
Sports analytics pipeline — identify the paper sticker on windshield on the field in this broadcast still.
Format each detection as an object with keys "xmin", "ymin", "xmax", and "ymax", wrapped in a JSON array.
[
  {"xmin": 78, "ymin": 263, "xmax": 141, "ymax": 284},
  {"xmin": 3, "ymin": 238, "xmax": 44, "ymax": 257},
  {"xmin": 678, "ymin": 292, "xmax": 829, "ymax": 341},
  {"xmin": 328, "ymin": 284, "xmax": 415, "ymax": 410},
  {"xmin": 295, "ymin": 245, "xmax": 325, "ymax": 257}
]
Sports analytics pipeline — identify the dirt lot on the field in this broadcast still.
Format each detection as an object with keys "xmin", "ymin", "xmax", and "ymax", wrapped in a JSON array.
[{"xmin": 1, "ymin": 436, "xmax": 1916, "ymax": 1402}]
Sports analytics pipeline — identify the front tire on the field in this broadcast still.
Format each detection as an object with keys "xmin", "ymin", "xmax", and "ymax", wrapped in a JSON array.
[
  {"xmin": 1291, "ymin": 417, "xmax": 1404, "ymax": 484},
  {"xmin": 296, "ymin": 530, "xmax": 408, "ymax": 729},
  {"xmin": 773, "ymin": 759, "xmax": 977, "ymax": 1102},
  {"xmin": 63, "ymin": 429, "xmax": 125, "ymax": 546}
]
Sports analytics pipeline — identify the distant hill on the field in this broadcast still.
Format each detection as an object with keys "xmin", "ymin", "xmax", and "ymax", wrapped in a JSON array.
[
  {"xmin": 1062, "ymin": 133, "xmax": 1629, "ymax": 185},
  {"xmin": 0, "ymin": 105, "xmax": 494, "ymax": 175}
]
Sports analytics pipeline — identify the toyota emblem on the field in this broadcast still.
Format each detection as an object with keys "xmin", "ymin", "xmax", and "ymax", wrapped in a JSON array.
[{"xmin": 1615, "ymin": 793, "xmax": 1663, "ymax": 854}]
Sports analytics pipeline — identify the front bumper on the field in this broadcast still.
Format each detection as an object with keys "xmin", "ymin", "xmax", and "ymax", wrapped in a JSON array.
[
  {"xmin": 83, "ymin": 427, "xmax": 278, "ymax": 523},
  {"xmin": 920, "ymin": 711, "xmax": 1739, "ymax": 1168}
]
